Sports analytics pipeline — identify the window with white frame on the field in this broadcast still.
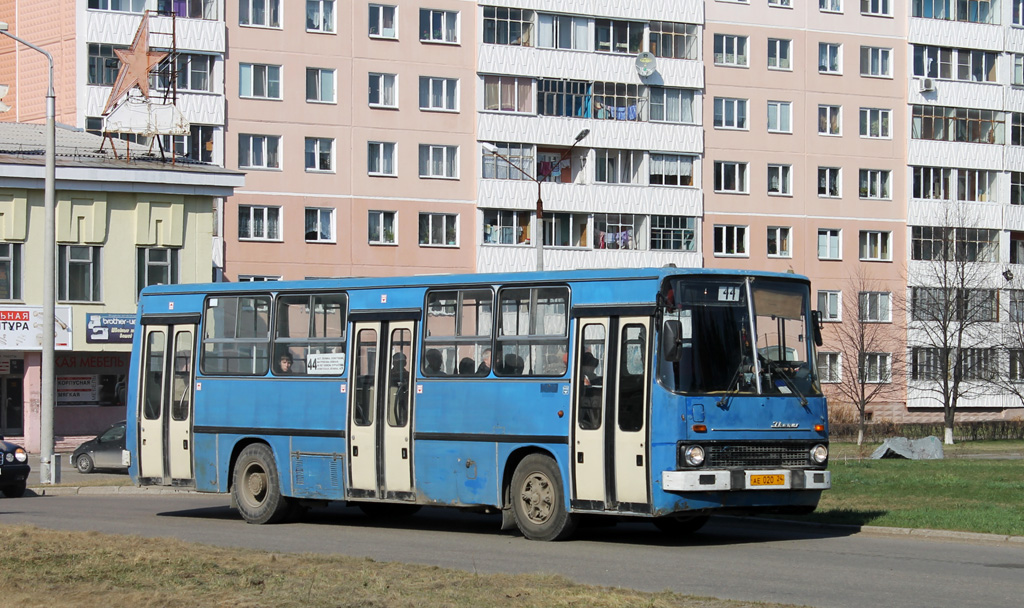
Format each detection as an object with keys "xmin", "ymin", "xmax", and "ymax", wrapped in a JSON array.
[
  {"xmin": 593, "ymin": 81, "xmax": 644, "ymax": 121},
  {"xmin": 305, "ymin": 207, "xmax": 335, "ymax": 242},
  {"xmin": 240, "ymin": 0, "xmax": 281, "ymax": 28},
  {"xmin": 239, "ymin": 275, "xmax": 282, "ymax": 282},
  {"xmin": 1012, "ymin": 349, "xmax": 1024, "ymax": 382},
  {"xmin": 819, "ymin": 43, "xmax": 841, "ymax": 73},
  {"xmin": 368, "ymin": 210, "xmax": 397, "ymax": 245},
  {"xmin": 483, "ymin": 209, "xmax": 531, "ymax": 245},
  {"xmin": 860, "ymin": 353, "xmax": 891, "ymax": 383},
  {"xmin": 151, "ymin": 53, "xmax": 213, "ymax": 93},
  {"xmin": 369, "ymin": 4, "xmax": 397, "ymax": 38},
  {"xmin": 419, "ymin": 212, "xmax": 458, "ymax": 246},
  {"xmin": 769, "ymin": 0, "xmax": 793, "ymax": 6},
  {"xmin": 137, "ymin": 247, "xmax": 179, "ymax": 296},
  {"xmin": 419, "ymin": 144, "xmax": 458, "ymax": 178},
  {"xmin": 820, "ymin": 0, "xmax": 842, "ymax": 11},
  {"xmin": 767, "ymin": 226, "xmax": 792, "ymax": 257},
  {"xmin": 483, "ymin": 6, "xmax": 534, "ymax": 46},
  {"xmin": 650, "ymin": 215, "xmax": 697, "ymax": 251},
  {"xmin": 859, "ymin": 230, "xmax": 892, "ymax": 261},
  {"xmin": 859, "ymin": 291, "xmax": 892, "ymax": 322},
  {"xmin": 593, "ymin": 214, "xmax": 638, "ymax": 249},
  {"xmin": 368, "ymin": 141, "xmax": 396, "ymax": 176},
  {"xmin": 1013, "ymin": 172, "xmax": 1024, "ymax": 205},
  {"xmin": 88, "ymin": 44, "xmax": 123, "ymax": 86},
  {"xmin": 306, "ymin": 67, "xmax": 336, "ymax": 103},
  {"xmin": 1016, "ymin": 55, "xmax": 1024, "ymax": 85},
  {"xmin": 307, "ymin": 0, "xmax": 335, "ymax": 33},
  {"xmin": 238, "ymin": 205, "xmax": 281, "ymax": 241},
  {"xmin": 483, "ymin": 75, "xmax": 532, "ymax": 113},
  {"xmin": 0, "ymin": 243, "xmax": 22, "ymax": 300},
  {"xmin": 818, "ymin": 166, "xmax": 841, "ymax": 197},
  {"xmin": 713, "ymin": 97, "xmax": 748, "ymax": 130},
  {"xmin": 537, "ymin": 13, "xmax": 589, "ymax": 51},
  {"xmin": 368, "ymin": 72, "xmax": 397, "ymax": 107},
  {"xmin": 957, "ymin": 169, "xmax": 996, "ymax": 202},
  {"xmin": 861, "ymin": 0, "xmax": 891, "ymax": 16},
  {"xmin": 819, "ymin": 105, "xmax": 841, "ymax": 135},
  {"xmin": 595, "ymin": 149, "xmax": 642, "ymax": 184},
  {"xmin": 860, "ymin": 108, "xmax": 891, "ymax": 138},
  {"xmin": 595, "ymin": 19, "xmax": 644, "ymax": 54},
  {"xmin": 818, "ymin": 352, "xmax": 841, "ymax": 383},
  {"xmin": 482, "ymin": 142, "xmax": 534, "ymax": 180},
  {"xmin": 859, "ymin": 169, "xmax": 891, "ymax": 199},
  {"xmin": 912, "ymin": 166, "xmax": 953, "ymax": 200},
  {"xmin": 160, "ymin": 124, "xmax": 215, "ymax": 163},
  {"xmin": 913, "ymin": 45, "xmax": 997, "ymax": 82},
  {"xmin": 1010, "ymin": 290, "xmax": 1024, "ymax": 322},
  {"xmin": 713, "ymin": 161, "xmax": 748, "ymax": 193},
  {"xmin": 714, "ymin": 34, "xmax": 748, "ymax": 67},
  {"xmin": 305, "ymin": 137, "xmax": 334, "ymax": 172},
  {"xmin": 89, "ymin": 0, "xmax": 146, "ymax": 12},
  {"xmin": 818, "ymin": 228, "xmax": 841, "ymax": 259},
  {"xmin": 420, "ymin": 8, "xmax": 458, "ymax": 43},
  {"xmin": 419, "ymin": 76, "xmax": 458, "ymax": 111},
  {"xmin": 649, "ymin": 21, "xmax": 699, "ymax": 60},
  {"xmin": 542, "ymin": 213, "xmax": 588, "ymax": 247},
  {"xmin": 818, "ymin": 290, "xmax": 841, "ymax": 321},
  {"xmin": 713, "ymin": 225, "xmax": 748, "ymax": 256},
  {"xmin": 238, "ymin": 134, "xmax": 280, "ymax": 169},
  {"xmin": 768, "ymin": 164, "xmax": 792, "ymax": 195},
  {"xmin": 767, "ymin": 101, "xmax": 792, "ymax": 133},
  {"xmin": 860, "ymin": 46, "xmax": 892, "ymax": 77},
  {"xmin": 239, "ymin": 63, "xmax": 281, "ymax": 99},
  {"xmin": 649, "ymin": 87, "xmax": 695, "ymax": 124},
  {"xmin": 768, "ymin": 38, "xmax": 792, "ymax": 69},
  {"xmin": 649, "ymin": 153, "xmax": 695, "ymax": 186},
  {"xmin": 58, "ymin": 245, "xmax": 101, "ymax": 302}
]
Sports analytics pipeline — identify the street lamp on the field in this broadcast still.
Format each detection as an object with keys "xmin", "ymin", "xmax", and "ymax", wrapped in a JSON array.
[
  {"xmin": 1, "ymin": 21, "xmax": 58, "ymax": 484},
  {"xmin": 482, "ymin": 129, "xmax": 590, "ymax": 272}
]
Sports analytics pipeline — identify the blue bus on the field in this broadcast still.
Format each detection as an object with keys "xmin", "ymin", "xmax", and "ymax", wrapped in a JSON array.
[{"xmin": 127, "ymin": 267, "xmax": 830, "ymax": 541}]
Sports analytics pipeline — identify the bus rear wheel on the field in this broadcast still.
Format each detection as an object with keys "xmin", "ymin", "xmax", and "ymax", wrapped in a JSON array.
[
  {"xmin": 653, "ymin": 514, "xmax": 709, "ymax": 536},
  {"xmin": 510, "ymin": 454, "xmax": 577, "ymax": 541},
  {"xmin": 233, "ymin": 443, "xmax": 290, "ymax": 524}
]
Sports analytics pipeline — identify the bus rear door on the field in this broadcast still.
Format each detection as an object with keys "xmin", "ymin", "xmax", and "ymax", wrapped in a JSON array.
[{"xmin": 138, "ymin": 319, "xmax": 198, "ymax": 486}]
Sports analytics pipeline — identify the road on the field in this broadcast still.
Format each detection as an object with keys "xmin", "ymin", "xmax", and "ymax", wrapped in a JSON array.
[{"xmin": 2, "ymin": 492, "xmax": 1022, "ymax": 608}]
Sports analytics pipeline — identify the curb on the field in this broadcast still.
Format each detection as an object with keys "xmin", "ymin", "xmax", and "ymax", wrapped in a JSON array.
[
  {"xmin": 26, "ymin": 485, "xmax": 195, "ymax": 497},
  {"xmin": 741, "ymin": 515, "xmax": 1024, "ymax": 545}
]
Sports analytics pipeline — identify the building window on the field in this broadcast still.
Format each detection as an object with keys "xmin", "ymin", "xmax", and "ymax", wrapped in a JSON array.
[
  {"xmin": 483, "ymin": 6, "xmax": 533, "ymax": 46},
  {"xmin": 238, "ymin": 134, "xmax": 280, "ymax": 169},
  {"xmin": 1012, "ymin": 350, "xmax": 1024, "ymax": 382},
  {"xmin": 768, "ymin": 38, "xmax": 792, "ymax": 70},
  {"xmin": 483, "ymin": 76, "xmax": 532, "ymax": 113},
  {"xmin": 818, "ymin": 352, "xmax": 841, "ymax": 383},
  {"xmin": 595, "ymin": 19, "xmax": 643, "ymax": 54},
  {"xmin": 151, "ymin": 53, "xmax": 213, "ymax": 93},
  {"xmin": 369, "ymin": 4, "xmax": 397, "ymax": 38},
  {"xmin": 593, "ymin": 214, "xmax": 638, "ymax": 249},
  {"xmin": 483, "ymin": 210, "xmax": 531, "ymax": 245},
  {"xmin": 860, "ymin": 108, "xmax": 891, "ymax": 138},
  {"xmin": 713, "ymin": 225, "xmax": 748, "ymax": 257},
  {"xmin": 536, "ymin": 79, "xmax": 588, "ymax": 118},
  {"xmin": 769, "ymin": 0, "xmax": 793, "ymax": 6},
  {"xmin": 306, "ymin": 68, "xmax": 336, "ymax": 103},
  {"xmin": 910, "ymin": 226, "xmax": 998, "ymax": 262},
  {"xmin": 650, "ymin": 216, "xmax": 697, "ymax": 251},
  {"xmin": 419, "ymin": 213, "xmax": 458, "ymax": 246},
  {"xmin": 859, "ymin": 230, "xmax": 892, "ymax": 261},
  {"xmin": 90, "ymin": 0, "xmax": 147, "ymax": 12},
  {"xmin": 368, "ymin": 141, "xmax": 397, "ymax": 176},
  {"xmin": 0, "ymin": 243, "xmax": 22, "ymax": 300},
  {"xmin": 160, "ymin": 124, "xmax": 215, "ymax": 163},
  {"xmin": 861, "ymin": 0, "xmax": 891, "ymax": 15},
  {"xmin": 1012, "ymin": 232, "xmax": 1024, "ymax": 264},
  {"xmin": 859, "ymin": 169, "xmax": 891, "ymax": 199},
  {"xmin": 913, "ymin": 45, "xmax": 997, "ymax": 82},
  {"xmin": 818, "ymin": 229, "xmax": 841, "ymax": 260},
  {"xmin": 537, "ymin": 13, "xmax": 589, "ymax": 51},
  {"xmin": 768, "ymin": 164, "xmax": 792, "ymax": 196},
  {"xmin": 818, "ymin": 167, "xmax": 841, "ymax": 197},
  {"xmin": 767, "ymin": 226, "xmax": 792, "ymax": 257},
  {"xmin": 368, "ymin": 72, "xmax": 397, "ymax": 108},
  {"xmin": 912, "ymin": 0, "xmax": 993, "ymax": 24},
  {"xmin": 713, "ymin": 97, "xmax": 748, "ymax": 130},
  {"xmin": 238, "ymin": 205, "xmax": 281, "ymax": 241},
  {"xmin": 420, "ymin": 8, "xmax": 458, "ymax": 43},
  {"xmin": 137, "ymin": 247, "xmax": 179, "ymax": 296},
  {"xmin": 713, "ymin": 161, "xmax": 748, "ymax": 193},
  {"xmin": 649, "ymin": 21, "xmax": 698, "ymax": 60},
  {"xmin": 419, "ymin": 144, "xmax": 458, "ymax": 178},
  {"xmin": 1015, "ymin": 55, "xmax": 1024, "ymax": 85},
  {"xmin": 88, "ymin": 44, "xmax": 122, "ymax": 85},
  {"xmin": 482, "ymin": 143, "xmax": 534, "ymax": 180},
  {"xmin": 912, "ymin": 105, "xmax": 1004, "ymax": 144},
  {"xmin": 714, "ymin": 34, "xmax": 748, "ymax": 67},
  {"xmin": 307, "ymin": 0, "xmax": 335, "ymax": 33},
  {"xmin": 239, "ymin": 63, "xmax": 281, "ymax": 99},
  {"xmin": 859, "ymin": 291, "xmax": 892, "ymax": 322},
  {"xmin": 820, "ymin": 0, "xmax": 843, "ymax": 11},
  {"xmin": 305, "ymin": 208, "xmax": 335, "ymax": 242},
  {"xmin": 767, "ymin": 101, "xmax": 792, "ymax": 133},
  {"xmin": 58, "ymin": 245, "xmax": 101, "ymax": 302},
  {"xmin": 419, "ymin": 77, "xmax": 458, "ymax": 111},
  {"xmin": 238, "ymin": 275, "xmax": 281, "ymax": 282},
  {"xmin": 542, "ymin": 213, "xmax": 588, "ymax": 247},
  {"xmin": 860, "ymin": 47, "xmax": 892, "ymax": 77},
  {"xmin": 818, "ymin": 105, "xmax": 842, "ymax": 135},
  {"xmin": 957, "ymin": 169, "xmax": 996, "ymax": 202},
  {"xmin": 819, "ymin": 43, "xmax": 841, "ymax": 74},
  {"xmin": 240, "ymin": 0, "xmax": 281, "ymax": 28},
  {"xmin": 913, "ymin": 166, "xmax": 952, "ymax": 200},
  {"xmin": 368, "ymin": 210, "xmax": 396, "ymax": 245},
  {"xmin": 818, "ymin": 290, "xmax": 841, "ymax": 321},
  {"xmin": 595, "ymin": 150, "xmax": 642, "ymax": 184},
  {"xmin": 1013, "ymin": 172, "xmax": 1024, "ymax": 206},
  {"xmin": 1010, "ymin": 290, "xmax": 1024, "ymax": 322},
  {"xmin": 1013, "ymin": 113, "xmax": 1024, "ymax": 146},
  {"xmin": 305, "ymin": 137, "xmax": 334, "ymax": 172},
  {"xmin": 593, "ymin": 81, "xmax": 644, "ymax": 121},
  {"xmin": 649, "ymin": 153, "xmax": 695, "ymax": 187},
  {"xmin": 650, "ymin": 87, "xmax": 695, "ymax": 124},
  {"xmin": 860, "ymin": 353, "xmax": 891, "ymax": 383}
]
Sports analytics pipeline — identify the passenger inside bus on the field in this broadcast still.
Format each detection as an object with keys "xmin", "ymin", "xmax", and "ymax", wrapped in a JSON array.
[
  {"xmin": 388, "ymin": 352, "xmax": 409, "ymax": 426},
  {"xmin": 580, "ymin": 352, "xmax": 601, "ymax": 386},
  {"xmin": 458, "ymin": 357, "xmax": 476, "ymax": 375},
  {"xmin": 476, "ymin": 348, "xmax": 492, "ymax": 375},
  {"xmin": 276, "ymin": 352, "xmax": 293, "ymax": 375},
  {"xmin": 424, "ymin": 349, "xmax": 445, "ymax": 375}
]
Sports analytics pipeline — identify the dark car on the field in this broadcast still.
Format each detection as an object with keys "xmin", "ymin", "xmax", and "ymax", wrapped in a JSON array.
[
  {"xmin": 72, "ymin": 421, "xmax": 127, "ymax": 474},
  {"xmin": 0, "ymin": 437, "xmax": 30, "ymax": 497}
]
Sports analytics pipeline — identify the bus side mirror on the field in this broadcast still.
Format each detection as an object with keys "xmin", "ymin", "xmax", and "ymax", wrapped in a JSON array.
[
  {"xmin": 662, "ymin": 320, "xmax": 683, "ymax": 362},
  {"xmin": 811, "ymin": 310, "xmax": 824, "ymax": 347}
]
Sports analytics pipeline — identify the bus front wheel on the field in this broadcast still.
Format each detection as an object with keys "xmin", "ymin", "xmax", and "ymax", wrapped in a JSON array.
[
  {"xmin": 510, "ymin": 454, "xmax": 577, "ymax": 541},
  {"xmin": 233, "ymin": 443, "xmax": 290, "ymax": 524}
]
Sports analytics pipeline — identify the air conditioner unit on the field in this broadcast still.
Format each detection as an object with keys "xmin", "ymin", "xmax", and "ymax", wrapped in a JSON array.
[{"xmin": 918, "ymin": 77, "xmax": 935, "ymax": 93}]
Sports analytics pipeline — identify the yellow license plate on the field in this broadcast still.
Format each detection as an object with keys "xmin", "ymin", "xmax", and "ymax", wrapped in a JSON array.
[{"xmin": 750, "ymin": 474, "xmax": 786, "ymax": 487}]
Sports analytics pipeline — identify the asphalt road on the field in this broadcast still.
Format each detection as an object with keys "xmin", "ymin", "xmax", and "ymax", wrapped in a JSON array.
[{"xmin": 2, "ymin": 492, "xmax": 1022, "ymax": 608}]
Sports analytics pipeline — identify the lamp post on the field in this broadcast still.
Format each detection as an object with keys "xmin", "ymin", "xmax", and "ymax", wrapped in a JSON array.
[
  {"xmin": 1, "ymin": 21, "xmax": 58, "ymax": 484},
  {"xmin": 482, "ymin": 129, "xmax": 589, "ymax": 272}
]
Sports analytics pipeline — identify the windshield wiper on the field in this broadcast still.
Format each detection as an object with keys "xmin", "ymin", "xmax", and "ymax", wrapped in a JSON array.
[{"xmin": 760, "ymin": 358, "xmax": 808, "ymax": 406}]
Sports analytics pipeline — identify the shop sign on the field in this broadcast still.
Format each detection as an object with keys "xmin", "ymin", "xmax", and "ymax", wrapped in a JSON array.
[
  {"xmin": 0, "ymin": 306, "xmax": 73, "ymax": 351},
  {"xmin": 86, "ymin": 313, "xmax": 137, "ymax": 344},
  {"xmin": 56, "ymin": 375, "xmax": 99, "ymax": 404}
]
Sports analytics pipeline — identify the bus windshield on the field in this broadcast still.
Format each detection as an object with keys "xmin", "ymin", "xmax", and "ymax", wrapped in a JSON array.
[{"xmin": 658, "ymin": 276, "xmax": 821, "ymax": 397}]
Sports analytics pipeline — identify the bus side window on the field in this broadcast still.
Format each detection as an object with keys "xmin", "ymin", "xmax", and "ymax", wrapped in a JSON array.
[{"xmin": 618, "ymin": 324, "xmax": 647, "ymax": 433}]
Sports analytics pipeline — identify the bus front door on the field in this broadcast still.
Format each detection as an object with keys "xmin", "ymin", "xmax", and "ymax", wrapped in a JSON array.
[
  {"xmin": 571, "ymin": 316, "xmax": 651, "ymax": 512},
  {"xmin": 348, "ymin": 320, "xmax": 416, "ymax": 502},
  {"xmin": 138, "ymin": 323, "xmax": 197, "ymax": 486}
]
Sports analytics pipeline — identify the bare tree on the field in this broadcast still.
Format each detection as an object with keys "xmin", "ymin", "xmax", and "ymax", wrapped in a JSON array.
[{"xmin": 991, "ymin": 276, "xmax": 1024, "ymax": 406}]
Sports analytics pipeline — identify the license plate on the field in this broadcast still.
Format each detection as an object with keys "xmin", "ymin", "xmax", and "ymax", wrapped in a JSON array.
[{"xmin": 749, "ymin": 474, "xmax": 786, "ymax": 487}]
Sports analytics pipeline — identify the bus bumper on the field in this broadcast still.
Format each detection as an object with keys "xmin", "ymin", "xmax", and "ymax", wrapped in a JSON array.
[{"xmin": 662, "ymin": 469, "xmax": 831, "ymax": 492}]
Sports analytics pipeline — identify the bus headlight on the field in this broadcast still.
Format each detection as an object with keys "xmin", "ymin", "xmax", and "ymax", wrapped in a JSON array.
[
  {"xmin": 810, "ymin": 444, "xmax": 828, "ymax": 465},
  {"xmin": 683, "ymin": 445, "xmax": 705, "ymax": 467}
]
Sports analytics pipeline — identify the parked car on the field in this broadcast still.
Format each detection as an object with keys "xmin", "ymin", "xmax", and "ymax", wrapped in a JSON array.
[
  {"xmin": 72, "ymin": 421, "xmax": 127, "ymax": 474},
  {"xmin": 0, "ymin": 437, "xmax": 30, "ymax": 497}
]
